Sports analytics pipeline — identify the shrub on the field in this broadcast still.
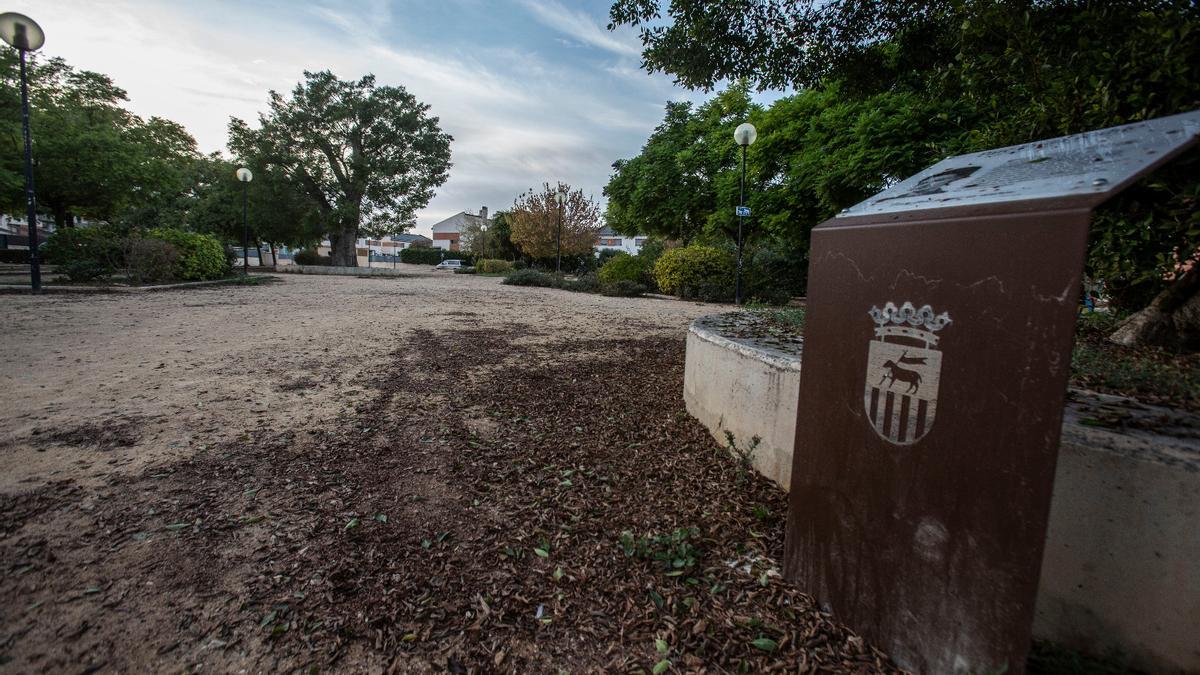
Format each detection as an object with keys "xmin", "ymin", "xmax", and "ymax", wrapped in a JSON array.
[
  {"xmin": 599, "ymin": 252, "xmax": 652, "ymax": 286},
  {"xmin": 653, "ymin": 245, "xmax": 734, "ymax": 300},
  {"xmin": 476, "ymin": 258, "xmax": 515, "ymax": 274},
  {"xmin": 125, "ymin": 238, "xmax": 180, "ymax": 284},
  {"xmin": 512, "ymin": 260, "xmax": 528, "ymax": 270},
  {"xmin": 293, "ymin": 249, "xmax": 332, "ymax": 266},
  {"xmin": 40, "ymin": 226, "xmax": 124, "ymax": 279},
  {"xmin": 147, "ymin": 229, "xmax": 228, "ymax": 280},
  {"xmin": 502, "ymin": 269, "xmax": 560, "ymax": 287},
  {"xmin": 59, "ymin": 258, "xmax": 110, "ymax": 282},
  {"xmin": 453, "ymin": 266, "xmax": 477, "ymax": 274},
  {"xmin": 601, "ymin": 280, "xmax": 647, "ymax": 297},
  {"xmin": 400, "ymin": 247, "xmax": 471, "ymax": 265},
  {"xmin": 563, "ymin": 271, "xmax": 600, "ymax": 293}
]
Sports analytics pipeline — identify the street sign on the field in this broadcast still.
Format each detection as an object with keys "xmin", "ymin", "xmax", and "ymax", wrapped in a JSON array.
[
  {"xmin": 784, "ymin": 109, "xmax": 1200, "ymax": 674},
  {"xmin": 735, "ymin": 206, "xmax": 751, "ymax": 217}
]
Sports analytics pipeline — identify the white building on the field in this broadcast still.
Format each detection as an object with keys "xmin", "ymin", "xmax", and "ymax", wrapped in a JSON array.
[
  {"xmin": 594, "ymin": 226, "xmax": 645, "ymax": 255},
  {"xmin": 431, "ymin": 207, "xmax": 490, "ymax": 251}
]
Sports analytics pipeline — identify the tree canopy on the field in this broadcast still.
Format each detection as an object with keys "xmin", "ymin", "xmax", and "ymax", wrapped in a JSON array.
[
  {"xmin": 608, "ymin": 0, "xmax": 1200, "ymax": 343},
  {"xmin": 0, "ymin": 49, "xmax": 200, "ymax": 228},
  {"xmin": 510, "ymin": 182, "xmax": 602, "ymax": 260},
  {"xmin": 229, "ymin": 71, "xmax": 453, "ymax": 266}
]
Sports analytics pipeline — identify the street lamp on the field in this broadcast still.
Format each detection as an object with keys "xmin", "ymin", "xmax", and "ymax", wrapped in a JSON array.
[
  {"xmin": 554, "ymin": 188, "xmax": 566, "ymax": 277},
  {"xmin": 733, "ymin": 122, "xmax": 757, "ymax": 305},
  {"xmin": 480, "ymin": 223, "xmax": 489, "ymax": 261},
  {"xmin": 236, "ymin": 167, "xmax": 253, "ymax": 275},
  {"xmin": 0, "ymin": 13, "xmax": 46, "ymax": 292}
]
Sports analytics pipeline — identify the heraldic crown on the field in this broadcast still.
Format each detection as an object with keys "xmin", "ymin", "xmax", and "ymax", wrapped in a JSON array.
[{"xmin": 868, "ymin": 301, "xmax": 951, "ymax": 347}]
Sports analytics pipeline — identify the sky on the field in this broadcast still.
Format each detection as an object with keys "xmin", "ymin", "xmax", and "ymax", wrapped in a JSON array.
[{"xmin": 16, "ymin": 0, "xmax": 777, "ymax": 237}]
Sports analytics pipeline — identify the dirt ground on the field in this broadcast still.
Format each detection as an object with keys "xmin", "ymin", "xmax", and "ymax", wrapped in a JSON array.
[{"xmin": 0, "ymin": 267, "xmax": 895, "ymax": 673}]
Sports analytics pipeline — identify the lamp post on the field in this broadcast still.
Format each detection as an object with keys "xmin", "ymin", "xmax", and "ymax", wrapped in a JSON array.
[
  {"xmin": 733, "ymin": 122, "xmax": 757, "ymax": 305},
  {"xmin": 554, "ymin": 189, "xmax": 566, "ymax": 277},
  {"xmin": 480, "ymin": 223, "xmax": 489, "ymax": 261},
  {"xmin": 0, "ymin": 13, "xmax": 46, "ymax": 292},
  {"xmin": 236, "ymin": 167, "xmax": 253, "ymax": 275}
]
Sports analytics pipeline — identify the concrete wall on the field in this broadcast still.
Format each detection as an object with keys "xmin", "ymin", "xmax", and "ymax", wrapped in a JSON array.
[{"xmin": 684, "ymin": 314, "xmax": 1200, "ymax": 672}]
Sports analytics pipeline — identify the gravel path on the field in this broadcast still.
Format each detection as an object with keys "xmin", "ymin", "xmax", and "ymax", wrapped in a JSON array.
[{"xmin": 0, "ymin": 268, "xmax": 895, "ymax": 672}]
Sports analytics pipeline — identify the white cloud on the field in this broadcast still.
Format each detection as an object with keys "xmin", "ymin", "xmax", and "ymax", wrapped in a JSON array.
[
  {"xmin": 13, "ymin": 0, "xmax": 693, "ymax": 235},
  {"xmin": 517, "ymin": 0, "xmax": 641, "ymax": 57}
]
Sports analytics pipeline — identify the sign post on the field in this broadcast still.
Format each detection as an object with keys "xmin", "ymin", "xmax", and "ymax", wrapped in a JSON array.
[{"xmin": 784, "ymin": 111, "xmax": 1200, "ymax": 673}]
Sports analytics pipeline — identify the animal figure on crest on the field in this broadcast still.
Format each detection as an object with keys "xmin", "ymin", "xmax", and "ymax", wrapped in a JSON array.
[{"xmin": 878, "ymin": 351, "xmax": 926, "ymax": 394}]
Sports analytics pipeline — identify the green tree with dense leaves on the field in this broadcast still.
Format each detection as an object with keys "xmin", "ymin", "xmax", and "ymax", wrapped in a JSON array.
[
  {"xmin": 0, "ymin": 49, "xmax": 200, "ymax": 228},
  {"xmin": 229, "ymin": 71, "xmax": 452, "ymax": 266},
  {"xmin": 605, "ymin": 83, "xmax": 762, "ymax": 245},
  {"xmin": 610, "ymin": 0, "xmax": 1200, "ymax": 347},
  {"xmin": 463, "ymin": 210, "xmax": 520, "ymax": 261}
]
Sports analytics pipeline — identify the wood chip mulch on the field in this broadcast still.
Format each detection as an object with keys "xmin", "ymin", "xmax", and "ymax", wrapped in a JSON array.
[{"xmin": 0, "ymin": 326, "xmax": 898, "ymax": 673}]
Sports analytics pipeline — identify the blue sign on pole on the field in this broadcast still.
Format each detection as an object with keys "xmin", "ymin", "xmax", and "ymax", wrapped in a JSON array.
[{"xmin": 736, "ymin": 205, "xmax": 751, "ymax": 217}]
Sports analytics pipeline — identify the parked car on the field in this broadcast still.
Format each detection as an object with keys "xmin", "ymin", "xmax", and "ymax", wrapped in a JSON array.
[{"xmin": 434, "ymin": 259, "xmax": 464, "ymax": 271}]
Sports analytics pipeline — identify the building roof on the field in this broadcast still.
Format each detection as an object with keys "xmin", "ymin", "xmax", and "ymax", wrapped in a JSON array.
[
  {"xmin": 597, "ymin": 225, "xmax": 618, "ymax": 237},
  {"xmin": 393, "ymin": 233, "xmax": 431, "ymax": 243},
  {"xmin": 431, "ymin": 211, "xmax": 492, "ymax": 233}
]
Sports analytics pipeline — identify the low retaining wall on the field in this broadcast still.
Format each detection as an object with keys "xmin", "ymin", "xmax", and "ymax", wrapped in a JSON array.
[
  {"xmin": 273, "ymin": 264, "xmax": 407, "ymax": 277},
  {"xmin": 684, "ymin": 313, "xmax": 1200, "ymax": 672}
]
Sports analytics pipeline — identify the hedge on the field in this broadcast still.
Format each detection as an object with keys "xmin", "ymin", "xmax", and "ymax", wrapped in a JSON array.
[
  {"xmin": 147, "ymin": 228, "xmax": 228, "ymax": 280},
  {"xmin": 400, "ymin": 247, "xmax": 472, "ymax": 265},
  {"xmin": 476, "ymin": 258, "xmax": 516, "ymax": 274},
  {"xmin": 653, "ymin": 245, "xmax": 734, "ymax": 300},
  {"xmin": 599, "ymin": 252, "xmax": 652, "ymax": 287}
]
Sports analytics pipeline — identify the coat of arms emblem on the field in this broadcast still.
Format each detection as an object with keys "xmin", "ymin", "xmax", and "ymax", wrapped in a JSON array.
[{"xmin": 864, "ymin": 302, "xmax": 952, "ymax": 445}]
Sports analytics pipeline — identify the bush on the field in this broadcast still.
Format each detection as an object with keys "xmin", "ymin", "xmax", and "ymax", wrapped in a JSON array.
[
  {"xmin": 147, "ymin": 229, "xmax": 228, "ymax": 280},
  {"xmin": 596, "ymin": 248, "xmax": 624, "ymax": 268},
  {"xmin": 599, "ymin": 252, "xmax": 652, "ymax": 287},
  {"xmin": 563, "ymin": 271, "xmax": 600, "ymax": 293},
  {"xmin": 453, "ymin": 266, "xmax": 477, "ymax": 274},
  {"xmin": 40, "ymin": 226, "xmax": 124, "ymax": 279},
  {"xmin": 400, "ymin": 247, "xmax": 471, "ymax": 265},
  {"xmin": 502, "ymin": 269, "xmax": 560, "ymax": 287},
  {"xmin": 476, "ymin": 258, "xmax": 515, "ymax": 274},
  {"xmin": 601, "ymin": 280, "xmax": 647, "ymax": 297},
  {"xmin": 59, "ymin": 258, "xmax": 110, "ymax": 282},
  {"xmin": 512, "ymin": 260, "xmax": 528, "ymax": 270},
  {"xmin": 125, "ymin": 238, "xmax": 180, "ymax": 284},
  {"xmin": 293, "ymin": 249, "xmax": 332, "ymax": 266},
  {"xmin": 653, "ymin": 245, "xmax": 734, "ymax": 300}
]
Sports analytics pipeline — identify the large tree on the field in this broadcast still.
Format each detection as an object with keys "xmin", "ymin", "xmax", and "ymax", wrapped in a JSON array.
[
  {"xmin": 228, "ymin": 71, "xmax": 452, "ymax": 266},
  {"xmin": 509, "ymin": 182, "xmax": 602, "ymax": 261},
  {"xmin": 610, "ymin": 0, "xmax": 1200, "ymax": 347},
  {"xmin": 605, "ymin": 83, "xmax": 761, "ymax": 246},
  {"xmin": 0, "ymin": 50, "xmax": 199, "ymax": 228}
]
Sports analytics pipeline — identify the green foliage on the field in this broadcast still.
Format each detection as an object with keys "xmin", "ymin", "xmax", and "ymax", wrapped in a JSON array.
[
  {"xmin": 476, "ymin": 258, "xmax": 516, "ymax": 274},
  {"xmin": 293, "ymin": 250, "xmax": 331, "ymax": 266},
  {"xmin": 453, "ymin": 266, "xmax": 476, "ymax": 274},
  {"xmin": 563, "ymin": 271, "xmax": 600, "ymax": 293},
  {"xmin": 608, "ymin": 1, "xmax": 1200, "ymax": 320},
  {"xmin": 598, "ymin": 252, "xmax": 653, "ymax": 287},
  {"xmin": 147, "ymin": 228, "xmax": 228, "ymax": 280},
  {"xmin": 502, "ymin": 269, "xmax": 560, "ymax": 288},
  {"xmin": 0, "ymin": 50, "xmax": 199, "ymax": 226},
  {"xmin": 619, "ymin": 527, "xmax": 702, "ymax": 574},
  {"xmin": 229, "ymin": 70, "xmax": 452, "ymax": 265},
  {"xmin": 125, "ymin": 238, "xmax": 179, "ymax": 284},
  {"xmin": 600, "ymin": 280, "xmax": 647, "ymax": 297},
  {"xmin": 653, "ymin": 245, "xmax": 734, "ymax": 300},
  {"xmin": 41, "ymin": 225, "xmax": 125, "ymax": 280},
  {"xmin": 400, "ymin": 248, "xmax": 470, "ymax": 265}
]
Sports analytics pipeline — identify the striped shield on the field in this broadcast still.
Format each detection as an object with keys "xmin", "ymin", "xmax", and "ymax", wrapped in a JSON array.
[{"xmin": 863, "ymin": 339, "xmax": 942, "ymax": 445}]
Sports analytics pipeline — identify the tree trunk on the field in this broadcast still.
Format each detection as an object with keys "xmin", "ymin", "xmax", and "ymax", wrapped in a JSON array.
[
  {"xmin": 330, "ymin": 222, "xmax": 359, "ymax": 266},
  {"xmin": 51, "ymin": 204, "xmax": 67, "ymax": 230},
  {"xmin": 1109, "ymin": 264, "xmax": 1200, "ymax": 351},
  {"xmin": 268, "ymin": 241, "xmax": 278, "ymax": 269},
  {"xmin": 254, "ymin": 242, "xmax": 263, "ymax": 268}
]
